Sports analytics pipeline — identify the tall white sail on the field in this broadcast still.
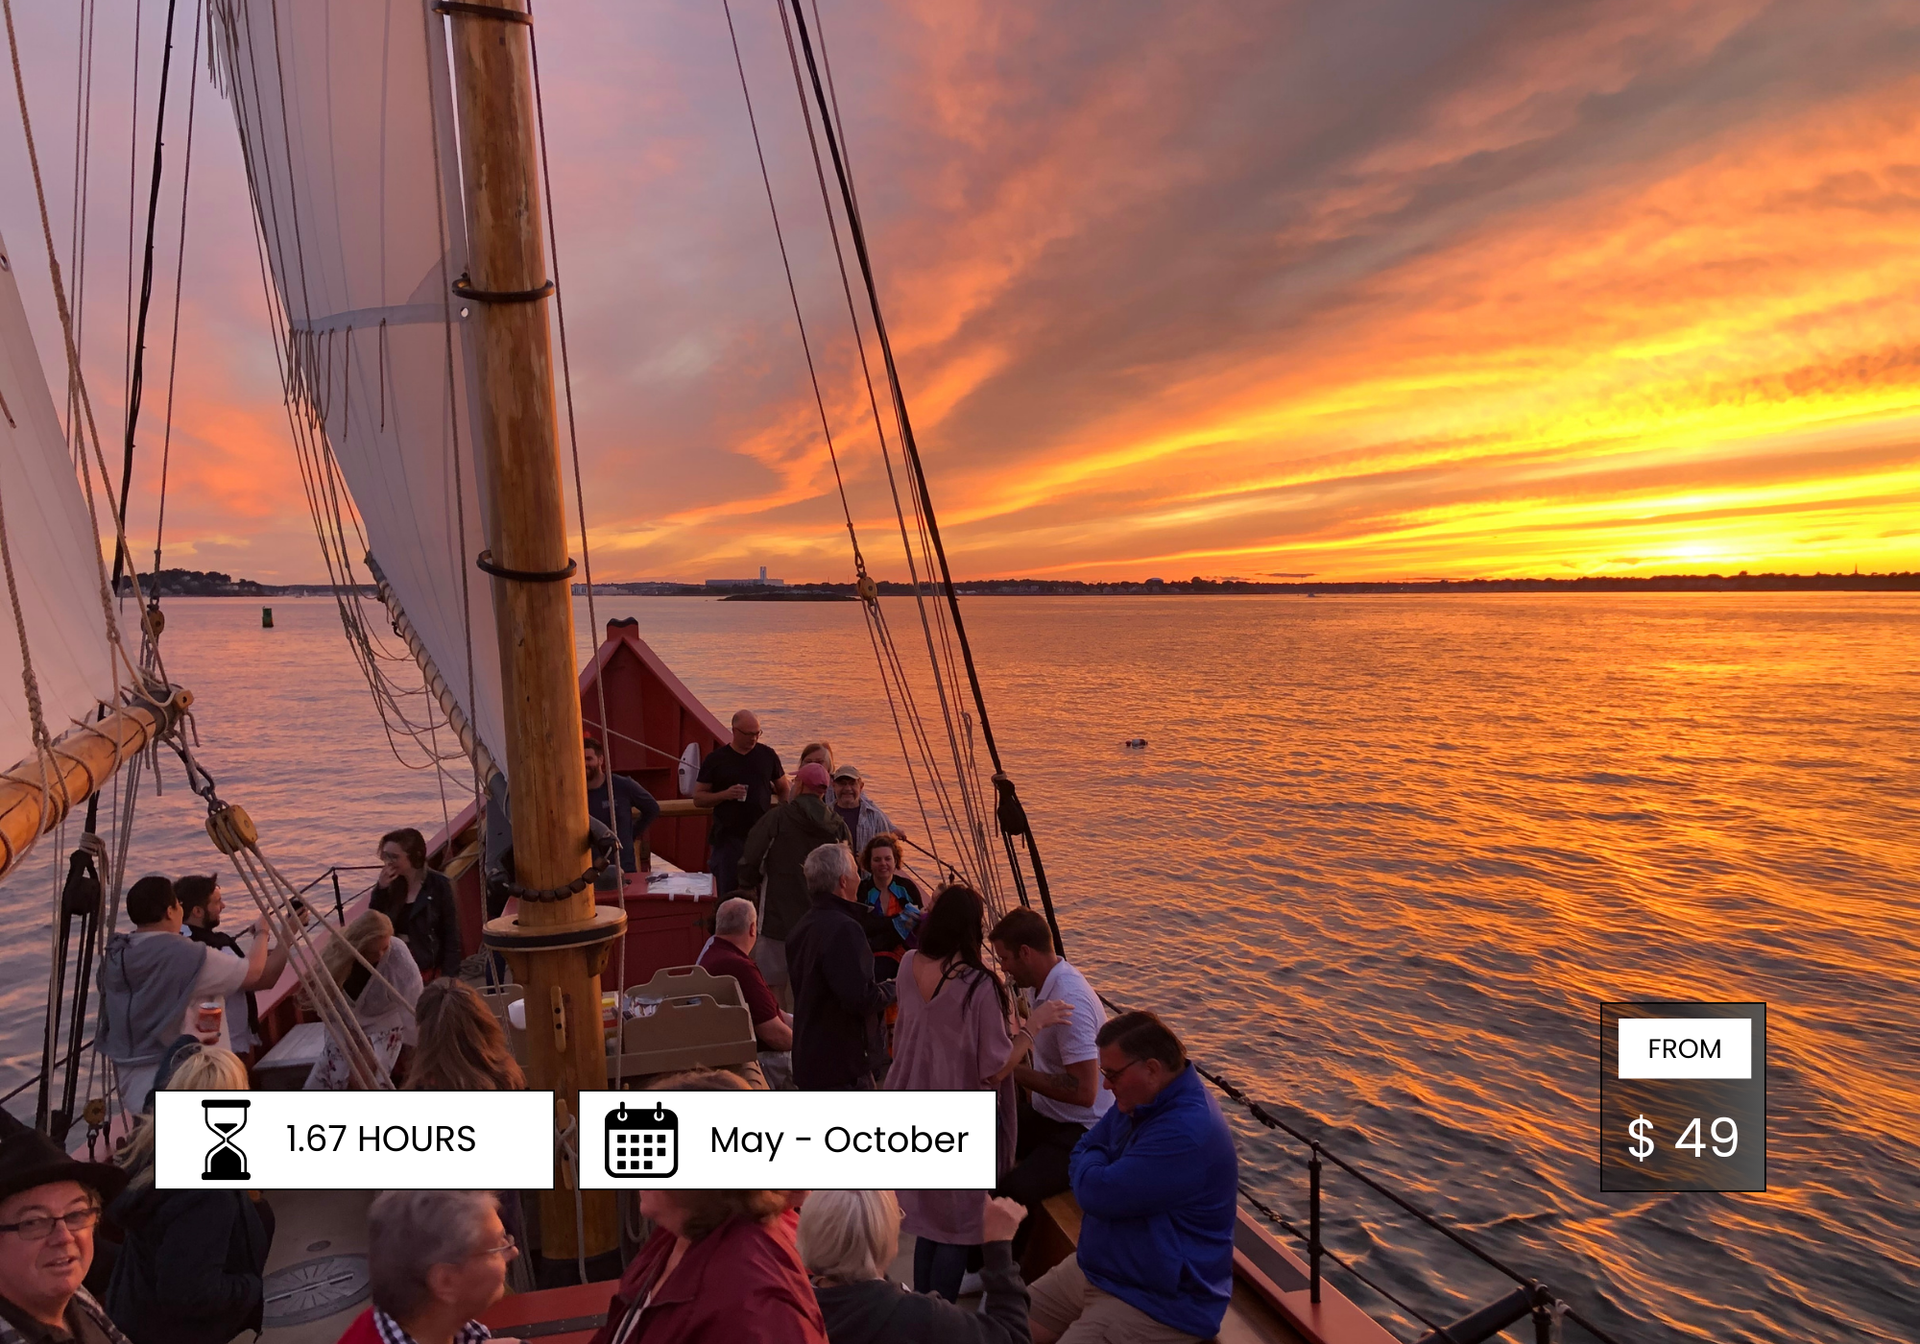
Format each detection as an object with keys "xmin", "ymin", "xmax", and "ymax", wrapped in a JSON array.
[
  {"xmin": 0, "ymin": 233, "xmax": 118, "ymax": 773},
  {"xmin": 211, "ymin": 0, "xmax": 507, "ymax": 771}
]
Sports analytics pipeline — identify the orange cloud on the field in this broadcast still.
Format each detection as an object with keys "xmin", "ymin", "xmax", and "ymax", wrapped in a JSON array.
[{"xmin": 9, "ymin": 0, "xmax": 1920, "ymax": 584}]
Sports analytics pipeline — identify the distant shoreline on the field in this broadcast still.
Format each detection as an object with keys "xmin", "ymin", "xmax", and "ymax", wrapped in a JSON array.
[
  {"xmin": 579, "ymin": 573, "xmax": 1919, "ymax": 596},
  {"xmin": 124, "ymin": 568, "xmax": 1919, "ymax": 598}
]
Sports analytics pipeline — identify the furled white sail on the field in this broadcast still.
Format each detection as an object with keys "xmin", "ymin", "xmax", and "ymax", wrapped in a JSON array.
[
  {"xmin": 211, "ymin": 0, "xmax": 507, "ymax": 772},
  {"xmin": 0, "ymin": 233, "xmax": 118, "ymax": 773}
]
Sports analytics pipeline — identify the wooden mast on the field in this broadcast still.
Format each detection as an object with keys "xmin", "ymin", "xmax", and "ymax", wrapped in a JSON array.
[{"xmin": 442, "ymin": 0, "xmax": 624, "ymax": 1274}]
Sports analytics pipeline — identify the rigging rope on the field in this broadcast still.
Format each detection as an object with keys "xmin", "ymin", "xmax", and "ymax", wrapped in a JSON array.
[
  {"xmin": 115, "ymin": 0, "xmax": 183, "ymax": 595},
  {"xmin": 152, "ymin": 0, "xmax": 202, "ymax": 579},
  {"xmin": 777, "ymin": 0, "xmax": 1067, "ymax": 946},
  {"xmin": 3, "ymin": 0, "xmax": 170, "ymax": 707},
  {"xmin": 757, "ymin": 0, "xmax": 1001, "ymax": 898},
  {"xmin": 63, "ymin": 0, "xmax": 98, "ymax": 470},
  {"xmin": 169, "ymin": 741, "xmax": 399, "ymax": 1091},
  {"xmin": 717, "ymin": 0, "xmax": 952, "ymax": 873},
  {"xmin": 417, "ymin": 0, "xmax": 487, "ymax": 843},
  {"xmin": 205, "ymin": 0, "xmax": 488, "ymax": 810}
]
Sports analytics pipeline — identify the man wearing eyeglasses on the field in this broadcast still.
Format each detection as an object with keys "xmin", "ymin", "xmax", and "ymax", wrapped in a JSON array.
[
  {"xmin": 335, "ymin": 1191, "xmax": 523, "ymax": 1344},
  {"xmin": 0, "ymin": 1124, "xmax": 132, "ymax": 1344},
  {"xmin": 692, "ymin": 710, "xmax": 790, "ymax": 902},
  {"xmin": 1029, "ymin": 1011, "xmax": 1238, "ymax": 1344}
]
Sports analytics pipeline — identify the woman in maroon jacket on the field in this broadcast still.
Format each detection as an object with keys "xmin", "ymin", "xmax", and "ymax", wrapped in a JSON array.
[{"xmin": 589, "ymin": 1187, "xmax": 825, "ymax": 1344}]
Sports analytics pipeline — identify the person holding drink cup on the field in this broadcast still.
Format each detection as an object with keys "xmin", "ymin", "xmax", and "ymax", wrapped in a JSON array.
[{"xmin": 99, "ymin": 876, "xmax": 277, "ymax": 1114}]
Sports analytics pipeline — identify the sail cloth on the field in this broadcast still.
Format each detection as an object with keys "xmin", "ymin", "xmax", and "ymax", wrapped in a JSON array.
[
  {"xmin": 0, "ymin": 232, "xmax": 118, "ymax": 773},
  {"xmin": 210, "ymin": 0, "xmax": 508, "ymax": 773}
]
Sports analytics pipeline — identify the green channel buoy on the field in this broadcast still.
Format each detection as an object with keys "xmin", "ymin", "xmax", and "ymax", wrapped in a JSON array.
[{"xmin": 262, "ymin": 607, "xmax": 274, "ymax": 629}]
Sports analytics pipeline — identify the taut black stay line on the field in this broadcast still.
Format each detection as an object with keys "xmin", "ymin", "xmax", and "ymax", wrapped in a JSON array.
[{"xmin": 780, "ymin": 0, "xmax": 1065, "ymax": 954}]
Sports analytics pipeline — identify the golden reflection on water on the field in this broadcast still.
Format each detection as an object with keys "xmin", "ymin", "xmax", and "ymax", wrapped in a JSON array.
[{"xmin": 0, "ymin": 592, "xmax": 1912, "ymax": 1343}]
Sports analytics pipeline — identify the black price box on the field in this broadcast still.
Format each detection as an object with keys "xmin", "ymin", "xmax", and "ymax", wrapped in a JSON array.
[{"xmin": 1600, "ymin": 1002, "xmax": 1766, "ymax": 1193}]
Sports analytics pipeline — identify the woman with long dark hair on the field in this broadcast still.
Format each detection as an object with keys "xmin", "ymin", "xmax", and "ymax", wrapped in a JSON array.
[
  {"xmin": 369, "ymin": 827, "xmax": 462, "ymax": 980},
  {"xmin": 405, "ymin": 980, "xmax": 534, "ymax": 1291},
  {"xmin": 885, "ymin": 886, "xmax": 1068, "ymax": 1300}
]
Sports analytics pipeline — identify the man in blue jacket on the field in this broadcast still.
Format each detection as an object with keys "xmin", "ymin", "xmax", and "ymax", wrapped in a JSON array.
[{"xmin": 1031, "ymin": 1011, "xmax": 1237, "ymax": 1344}]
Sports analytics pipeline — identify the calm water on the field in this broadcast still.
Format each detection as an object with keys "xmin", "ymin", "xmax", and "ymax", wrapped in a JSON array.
[{"xmin": 3, "ymin": 593, "xmax": 1916, "ymax": 1343}]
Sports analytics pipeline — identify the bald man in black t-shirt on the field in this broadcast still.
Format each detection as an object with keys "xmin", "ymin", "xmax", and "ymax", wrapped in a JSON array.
[{"xmin": 693, "ymin": 709, "xmax": 789, "ymax": 898}]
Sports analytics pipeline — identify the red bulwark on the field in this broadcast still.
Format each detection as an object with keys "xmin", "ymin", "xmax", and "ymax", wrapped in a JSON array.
[
  {"xmin": 426, "ymin": 618, "xmax": 728, "ymax": 965},
  {"xmin": 578, "ymin": 617, "xmax": 727, "ymax": 875}
]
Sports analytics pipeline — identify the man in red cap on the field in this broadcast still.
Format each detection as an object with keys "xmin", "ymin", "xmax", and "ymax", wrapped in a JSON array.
[
  {"xmin": 737, "ymin": 761, "xmax": 850, "ymax": 1010},
  {"xmin": 0, "ymin": 1124, "xmax": 131, "ymax": 1344}
]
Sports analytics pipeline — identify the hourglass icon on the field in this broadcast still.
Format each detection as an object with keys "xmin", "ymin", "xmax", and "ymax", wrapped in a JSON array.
[{"xmin": 202, "ymin": 1100, "xmax": 251, "ymax": 1181}]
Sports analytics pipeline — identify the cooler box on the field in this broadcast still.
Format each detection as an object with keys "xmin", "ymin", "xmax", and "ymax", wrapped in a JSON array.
[{"xmin": 608, "ymin": 965, "xmax": 756, "ymax": 1080}]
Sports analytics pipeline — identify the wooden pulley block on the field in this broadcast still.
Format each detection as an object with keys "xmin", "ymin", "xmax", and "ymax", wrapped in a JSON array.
[{"xmin": 205, "ymin": 804, "xmax": 259, "ymax": 855}]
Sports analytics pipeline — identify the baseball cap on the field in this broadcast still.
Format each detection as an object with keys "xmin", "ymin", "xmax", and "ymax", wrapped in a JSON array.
[{"xmin": 831, "ymin": 764, "xmax": 863, "ymax": 782}]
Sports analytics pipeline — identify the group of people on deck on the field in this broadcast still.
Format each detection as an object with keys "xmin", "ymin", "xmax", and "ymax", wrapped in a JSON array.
[{"xmin": 2, "ymin": 711, "xmax": 1238, "ymax": 1344}]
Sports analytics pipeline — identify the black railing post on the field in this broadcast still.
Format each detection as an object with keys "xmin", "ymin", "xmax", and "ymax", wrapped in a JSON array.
[
  {"xmin": 1532, "ymin": 1282, "xmax": 1558, "ymax": 1343},
  {"xmin": 331, "ymin": 869, "xmax": 345, "ymax": 925},
  {"xmin": 1308, "ymin": 1141, "xmax": 1323, "ymax": 1304}
]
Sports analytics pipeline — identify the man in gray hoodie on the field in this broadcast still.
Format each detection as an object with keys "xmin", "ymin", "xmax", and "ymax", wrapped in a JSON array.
[
  {"xmin": 99, "ymin": 876, "xmax": 271, "ymax": 1113},
  {"xmin": 737, "ymin": 761, "xmax": 851, "ymax": 1007}
]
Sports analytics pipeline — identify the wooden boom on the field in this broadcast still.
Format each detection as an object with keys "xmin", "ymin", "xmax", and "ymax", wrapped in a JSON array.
[{"xmin": 0, "ymin": 688, "xmax": 190, "ymax": 882}]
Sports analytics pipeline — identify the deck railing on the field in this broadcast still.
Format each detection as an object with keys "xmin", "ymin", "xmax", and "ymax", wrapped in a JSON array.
[
  {"xmin": 1201, "ymin": 1067, "xmax": 1626, "ymax": 1344},
  {"xmin": 290, "ymin": 863, "xmax": 383, "ymax": 926}
]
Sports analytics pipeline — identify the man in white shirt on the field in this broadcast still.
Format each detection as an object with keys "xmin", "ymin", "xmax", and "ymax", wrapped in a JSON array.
[
  {"xmin": 179, "ymin": 874, "xmax": 291, "ymax": 1058},
  {"xmin": 99, "ymin": 875, "xmax": 274, "ymax": 1113},
  {"xmin": 990, "ymin": 908, "xmax": 1114, "ymax": 1247}
]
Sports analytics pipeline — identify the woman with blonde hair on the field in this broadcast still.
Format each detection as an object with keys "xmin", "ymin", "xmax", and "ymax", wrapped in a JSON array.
[
  {"xmin": 405, "ymin": 979, "xmax": 525, "ymax": 1091},
  {"xmin": 304, "ymin": 909, "xmax": 423, "ymax": 1089},
  {"xmin": 589, "ymin": 1071, "xmax": 825, "ymax": 1344},
  {"xmin": 801, "ymin": 1191, "xmax": 1032, "ymax": 1344},
  {"xmin": 106, "ymin": 1046, "xmax": 271, "ymax": 1344}
]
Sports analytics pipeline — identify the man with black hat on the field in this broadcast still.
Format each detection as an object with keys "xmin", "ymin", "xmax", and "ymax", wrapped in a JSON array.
[{"xmin": 0, "ymin": 1124, "xmax": 131, "ymax": 1344}]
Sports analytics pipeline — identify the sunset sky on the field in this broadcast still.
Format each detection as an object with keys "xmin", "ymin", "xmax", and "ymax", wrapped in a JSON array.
[{"xmin": 4, "ymin": 0, "xmax": 1919, "ymax": 583}]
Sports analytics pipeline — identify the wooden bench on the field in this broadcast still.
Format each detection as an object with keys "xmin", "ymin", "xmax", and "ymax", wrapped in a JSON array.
[
  {"xmin": 252, "ymin": 1020, "xmax": 327, "ymax": 1089},
  {"xmin": 479, "ymin": 1279, "xmax": 618, "ymax": 1344},
  {"xmin": 1020, "ymin": 1191, "xmax": 1084, "ymax": 1283}
]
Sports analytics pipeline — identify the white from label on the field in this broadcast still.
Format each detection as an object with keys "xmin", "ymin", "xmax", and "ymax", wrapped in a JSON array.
[{"xmin": 1617, "ymin": 1017, "xmax": 1753, "ymax": 1080}]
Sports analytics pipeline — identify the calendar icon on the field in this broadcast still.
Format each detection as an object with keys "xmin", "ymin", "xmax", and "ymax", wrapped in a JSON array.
[{"xmin": 606, "ymin": 1102, "xmax": 677, "ymax": 1179}]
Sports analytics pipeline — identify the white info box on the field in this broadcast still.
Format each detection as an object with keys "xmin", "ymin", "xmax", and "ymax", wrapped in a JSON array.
[
  {"xmin": 154, "ymin": 1091, "xmax": 557, "ymax": 1190},
  {"xmin": 1617, "ymin": 1017, "xmax": 1752, "ymax": 1079},
  {"xmin": 578, "ymin": 1090, "xmax": 997, "ymax": 1190}
]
